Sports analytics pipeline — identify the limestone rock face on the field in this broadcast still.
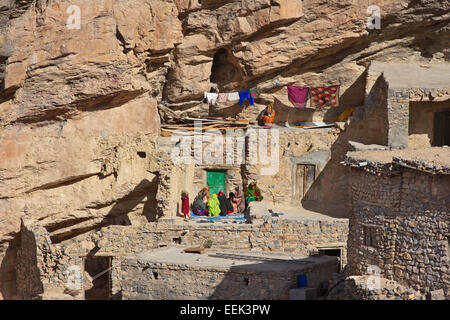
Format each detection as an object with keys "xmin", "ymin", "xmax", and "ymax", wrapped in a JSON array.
[
  {"xmin": 0, "ymin": 0, "xmax": 180, "ymax": 299},
  {"xmin": 0, "ymin": 0, "xmax": 449, "ymax": 299}
]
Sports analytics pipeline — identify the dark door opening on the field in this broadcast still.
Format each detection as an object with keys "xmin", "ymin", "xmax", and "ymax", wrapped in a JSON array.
[
  {"xmin": 434, "ymin": 110, "xmax": 450, "ymax": 146},
  {"xmin": 319, "ymin": 249, "xmax": 341, "ymax": 257},
  {"xmin": 84, "ymin": 256, "xmax": 112, "ymax": 300},
  {"xmin": 318, "ymin": 248, "xmax": 342, "ymax": 270}
]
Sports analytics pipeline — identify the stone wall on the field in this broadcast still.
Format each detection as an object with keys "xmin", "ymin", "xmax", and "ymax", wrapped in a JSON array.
[
  {"xmin": 62, "ymin": 217, "xmax": 349, "ymax": 260},
  {"xmin": 347, "ymin": 164, "xmax": 450, "ymax": 298},
  {"xmin": 347, "ymin": 168, "xmax": 400, "ymax": 278},
  {"xmin": 394, "ymin": 168, "xmax": 449, "ymax": 295},
  {"xmin": 16, "ymin": 218, "xmax": 84, "ymax": 300},
  {"xmin": 328, "ymin": 275, "xmax": 425, "ymax": 300},
  {"xmin": 16, "ymin": 219, "xmax": 43, "ymax": 299},
  {"xmin": 12, "ymin": 214, "xmax": 347, "ymax": 299},
  {"xmin": 116, "ymin": 254, "xmax": 339, "ymax": 300}
]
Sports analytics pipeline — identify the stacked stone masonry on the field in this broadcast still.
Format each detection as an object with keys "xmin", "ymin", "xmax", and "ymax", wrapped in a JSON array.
[
  {"xmin": 13, "ymin": 215, "xmax": 348, "ymax": 299},
  {"xmin": 117, "ymin": 252, "xmax": 339, "ymax": 300},
  {"xmin": 346, "ymin": 152, "xmax": 450, "ymax": 299}
]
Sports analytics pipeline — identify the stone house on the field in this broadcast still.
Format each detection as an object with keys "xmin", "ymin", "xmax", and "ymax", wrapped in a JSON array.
[
  {"xmin": 344, "ymin": 148, "xmax": 449, "ymax": 298},
  {"xmin": 362, "ymin": 62, "xmax": 450, "ymax": 149}
]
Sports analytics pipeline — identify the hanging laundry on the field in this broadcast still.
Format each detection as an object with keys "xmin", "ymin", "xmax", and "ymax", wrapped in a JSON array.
[
  {"xmin": 204, "ymin": 92, "xmax": 219, "ymax": 105},
  {"xmin": 310, "ymin": 85, "xmax": 340, "ymax": 108},
  {"xmin": 238, "ymin": 90, "xmax": 254, "ymax": 107},
  {"xmin": 250, "ymin": 87, "xmax": 262, "ymax": 97},
  {"xmin": 227, "ymin": 92, "xmax": 240, "ymax": 101},
  {"xmin": 218, "ymin": 93, "xmax": 228, "ymax": 103},
  {"xmin": 287, "ymin": 86, "xmax": 310, "ymax": 109}
]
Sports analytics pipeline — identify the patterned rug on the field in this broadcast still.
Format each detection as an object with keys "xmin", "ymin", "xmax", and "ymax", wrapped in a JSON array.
[{"xmin": 310, "ymin": 85, "xmax": 340, "ymax": 108}]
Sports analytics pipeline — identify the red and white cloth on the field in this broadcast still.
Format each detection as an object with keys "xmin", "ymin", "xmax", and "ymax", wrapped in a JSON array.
[{"xmin": 310, "ymin": 85, "xmax": 340, "ymax": 108}]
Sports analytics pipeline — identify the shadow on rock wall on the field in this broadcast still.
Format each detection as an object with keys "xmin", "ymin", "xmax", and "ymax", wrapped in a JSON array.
[
  {"xmin": 51, "ymin": 177, "xmax": 160, "ymax": 243},
  {"xmin": 0, "ymin": 235, "xmax": 19, "ymax": 300},
  {"xmin": 301, "ymin": 70, "xmax": 375, "ymax": 218}
]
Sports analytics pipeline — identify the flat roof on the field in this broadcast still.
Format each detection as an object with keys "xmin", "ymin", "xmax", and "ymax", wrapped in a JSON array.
[
  {"xmin": 370, "ymin": 62, "xmax": 450, "ymax": 89},
  {"xmin": 131, "ymin": 247, "xmax": 337, "ymax": 272},
  {"xmin": 345, "ymin": 147, "xmax": 450, "ymax": 174}
]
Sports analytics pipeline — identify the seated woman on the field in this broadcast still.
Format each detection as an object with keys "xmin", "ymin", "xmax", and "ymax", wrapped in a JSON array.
[
  {"xmin": 218, "ymin": 191, "xmax": 233, "ymax": 216},
  {"xmin": 229, "ymin": 192, "xmax": 238, "ymax": 214},
  {"xmin": 234, "ymin": 186, "xmax": 245, "ymax": 213},
  {"xmin": 207, "ymin": 193, "xmax": 221, "ymax": 217},
  {"xmin": 245, "ymin": 182, "xmax": 263, "ymax": 202},
  {"xmin": 200, "ymin": 186, "xmax": 211, "ymax": 202},
  {"xmin": 261, "ymin": 103, "xmax": 276, "ymax": 128},
  {"xmin": 192, "ymin": 190, "xmax": 208, "ymax": 216}
]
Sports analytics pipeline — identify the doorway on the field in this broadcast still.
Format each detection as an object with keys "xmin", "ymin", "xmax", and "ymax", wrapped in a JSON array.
[
  {"xmin": 84, "ymin": 256, "xmax": 112, "ymax": 300},
  {"xmin": 206, "ymin": 170, "xmax": 226, "ymax": 195},
  {"xmin": 318, "ymin": 248, "xmax": 343, "ymax": 271},
  {"xmin": 294, "ymin": 164, "xmax": 317, "ymax": 201},
  {"xmin": 434, "ymin": 110, "xmax": 450, "ymax": 146}
]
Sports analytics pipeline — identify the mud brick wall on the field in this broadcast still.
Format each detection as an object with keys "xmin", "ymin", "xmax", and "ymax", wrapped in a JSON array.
[{"xmin": 116, "ymin": 256, "xmax": 339, "ymax": 300}]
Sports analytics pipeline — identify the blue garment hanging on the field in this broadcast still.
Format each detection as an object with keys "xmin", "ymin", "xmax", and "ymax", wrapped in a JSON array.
[{"xmin": 239, "ymin": 90, "xmax": 254, "ymax": 107}]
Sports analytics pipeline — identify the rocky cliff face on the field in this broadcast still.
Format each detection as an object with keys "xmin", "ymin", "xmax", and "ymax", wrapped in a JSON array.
[{"xmin": 0, "ymin": 0, "xmax": 449, "ymax": 299}]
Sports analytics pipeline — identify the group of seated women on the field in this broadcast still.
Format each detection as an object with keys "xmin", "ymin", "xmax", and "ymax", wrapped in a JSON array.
[{"xmin": 189, "ymin": 182, "xmax": 263, "ymax": 218}]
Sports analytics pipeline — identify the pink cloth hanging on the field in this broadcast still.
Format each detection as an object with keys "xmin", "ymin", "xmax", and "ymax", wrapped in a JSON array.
[
  {"xmin": 218, "ymin": 93, "xmax": 228, "ymax": 103},
  {"xmin": 287, "ymin": 86, "xmax": 310, "ymax": 109}
]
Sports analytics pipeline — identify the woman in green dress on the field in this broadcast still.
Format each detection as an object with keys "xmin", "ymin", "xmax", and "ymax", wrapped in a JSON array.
[
  {"xmin": 245, "ymin": 182, "xmax": 263, "ymax": 202},
  {"xmin": 207, "ymin": 193, "xmax": 221, "ymax": 217}
]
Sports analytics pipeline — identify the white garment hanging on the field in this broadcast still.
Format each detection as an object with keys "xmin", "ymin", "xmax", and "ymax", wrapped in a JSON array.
[
  {"xmin": 227, "ymin": 92, "xmax": 240, "ymax": 101},
  {"xmin": 204, "ymin": 92, "xmax": 219, "ymax": 105}
]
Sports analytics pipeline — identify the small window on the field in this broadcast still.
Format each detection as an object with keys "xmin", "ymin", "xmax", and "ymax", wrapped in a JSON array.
[
  {"xmin": 363, "ymin": 226, "xmax": 376, "ymax": 248},
  {"xmin": 137, "ymin": 152, "xmax": 147, "ymax": 159}
]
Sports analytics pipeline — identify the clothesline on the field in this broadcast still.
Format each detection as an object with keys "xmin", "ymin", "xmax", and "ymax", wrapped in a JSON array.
[
  {"xmin": 204, "ymin": 84, "xmax": 341, "ymax": 109},
  {"xmin": 204, "ymin": 88, "xmax": 259, "ymax": 107}
]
